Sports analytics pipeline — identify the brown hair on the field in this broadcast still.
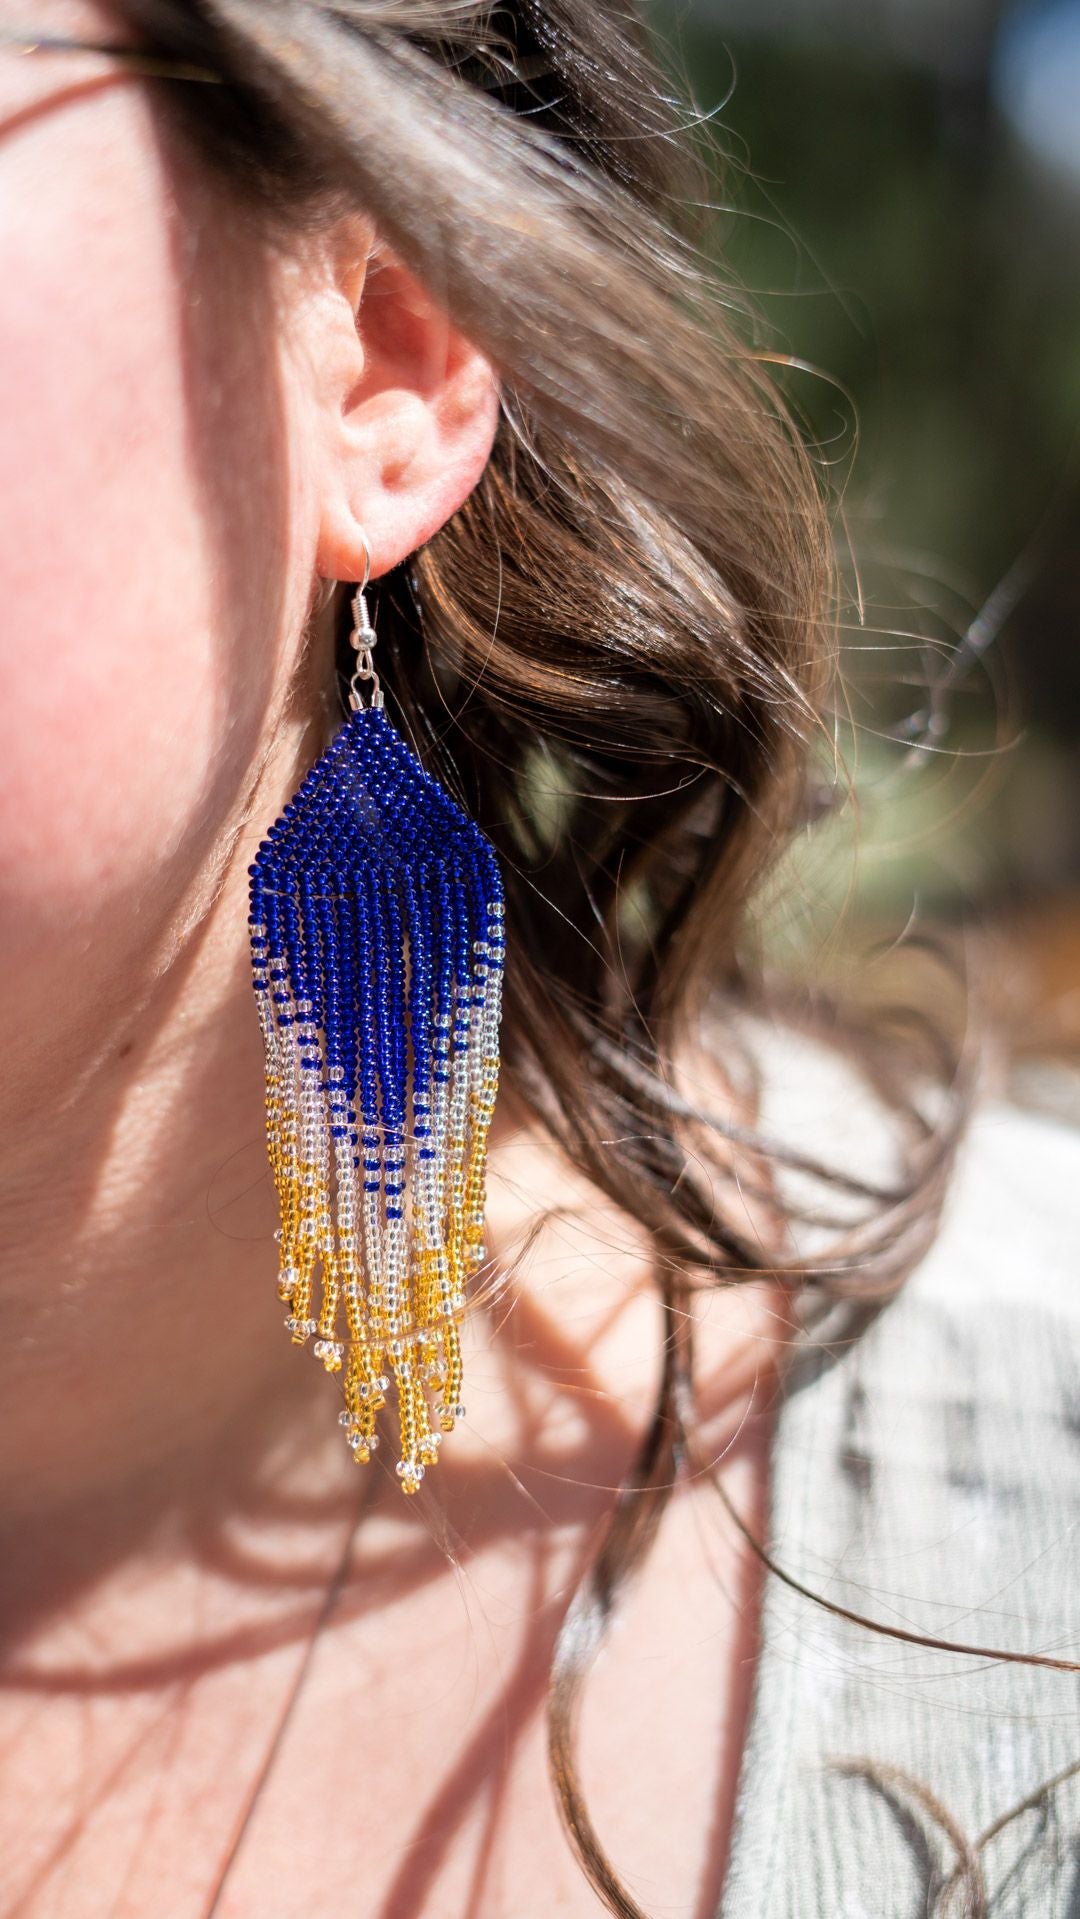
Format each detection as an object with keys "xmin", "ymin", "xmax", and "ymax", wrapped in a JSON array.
[{"xmin": 108, "ymin": 2, "xmax": 1027, "ymax": 1911}]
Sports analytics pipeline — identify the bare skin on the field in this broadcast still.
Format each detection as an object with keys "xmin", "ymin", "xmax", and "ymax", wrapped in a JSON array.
[
  {"xmin": 0, "ymin": 1089, "xmax": 782, "ymax": 1918},
  {"xmin": 0, "ymin": 1065, "xmax": 783, "ymax": 1919},
  {"xmin": 0, "ymin": 6, "xmax": 786, "ymax": 1913}
]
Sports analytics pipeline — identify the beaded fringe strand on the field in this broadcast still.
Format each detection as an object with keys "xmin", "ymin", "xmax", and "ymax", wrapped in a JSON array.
[{"xmin": 247, "ymin": 705, "xmax": 505, "ymax": 1495}]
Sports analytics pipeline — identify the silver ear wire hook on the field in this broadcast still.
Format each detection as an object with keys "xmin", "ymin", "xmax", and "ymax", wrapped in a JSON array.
[{"xmin": 347, "ymin": 529, "xmax": 384, "ymax": 712}]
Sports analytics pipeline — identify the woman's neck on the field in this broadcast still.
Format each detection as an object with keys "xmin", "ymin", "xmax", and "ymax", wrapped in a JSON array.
[{"xmin": 0, "ymin": 789, "xmax": 783, "ymax": 1655}]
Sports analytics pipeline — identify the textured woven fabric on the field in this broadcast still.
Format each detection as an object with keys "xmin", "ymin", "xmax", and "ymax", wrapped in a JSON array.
[{"xmin": 718, "ymin": 1090, "xmax": 1080, "ymax": 1918}]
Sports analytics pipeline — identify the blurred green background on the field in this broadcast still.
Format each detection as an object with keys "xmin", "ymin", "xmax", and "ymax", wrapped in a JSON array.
[{"xmin": 645, "ymin": 0, "xmax": 1080, "ymax": 1048}]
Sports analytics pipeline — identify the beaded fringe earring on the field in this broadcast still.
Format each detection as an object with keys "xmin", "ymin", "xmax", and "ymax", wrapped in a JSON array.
[{"xmin": 247, "ymin": 537, "xmax": 505, "ymax": 1495}]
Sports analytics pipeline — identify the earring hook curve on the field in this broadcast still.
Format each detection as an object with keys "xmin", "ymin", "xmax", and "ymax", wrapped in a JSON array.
[{"xmin": 347, "ymin": 526, "xmax": 383, "ymax": 712}]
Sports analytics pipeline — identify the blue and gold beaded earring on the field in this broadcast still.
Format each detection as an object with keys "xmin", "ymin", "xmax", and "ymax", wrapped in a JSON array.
[{"xmin": 247, "ymin": 534, "xmax": 505, "ymax": 1496}]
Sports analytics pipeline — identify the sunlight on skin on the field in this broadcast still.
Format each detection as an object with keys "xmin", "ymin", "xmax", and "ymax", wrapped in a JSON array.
[{"xmin": 0, "ymin": 8, "xmax": 783, "ymax": 1912}]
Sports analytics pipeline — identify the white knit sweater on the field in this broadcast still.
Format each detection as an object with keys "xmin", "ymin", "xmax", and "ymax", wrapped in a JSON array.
[{"xmin": 718, "ymin": 1084, "xmax": 1080, "ymax": 1918}]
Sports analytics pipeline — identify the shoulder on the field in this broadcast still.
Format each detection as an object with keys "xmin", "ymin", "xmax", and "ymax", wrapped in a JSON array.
[
  {"xmin": 718, "ymin": 1071, "xmax": 1080, "ymax": 1919},
  {"xmin": 749, "ymin": 1009, "xmax": 1080, "ymax": 1326},
  {"xmin": 924, "ymin": 1082, "xmax": 1080, "ymax": 1315},
  {"xmin": 832, "ymin": 1085, "xmax": 1080, "ymax": 1504},
  {"xmin": 762, "ymin": 1043, "xmax": 1080, "ymax": 1587}
]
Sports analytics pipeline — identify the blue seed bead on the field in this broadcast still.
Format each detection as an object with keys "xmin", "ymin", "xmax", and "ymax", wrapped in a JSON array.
[{"xmin": 249, "ymin": 689, "xmax": 505, "ymax": 1263}]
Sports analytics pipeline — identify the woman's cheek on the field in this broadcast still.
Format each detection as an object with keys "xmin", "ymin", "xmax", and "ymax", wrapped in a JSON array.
[{"xmin": 0, "ymin": 69, "xmax": 307, "ymax": 982}]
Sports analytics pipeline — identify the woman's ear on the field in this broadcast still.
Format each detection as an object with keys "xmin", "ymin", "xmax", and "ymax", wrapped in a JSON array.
[{"xmin": 298, "ymin": 215, "xmax": 502, "ymax": 584}]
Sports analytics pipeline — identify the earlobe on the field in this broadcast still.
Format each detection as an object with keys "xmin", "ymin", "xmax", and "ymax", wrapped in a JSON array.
[{"xmin": 310, "ymin": 225, "xmax": 501, "ymax": 586}]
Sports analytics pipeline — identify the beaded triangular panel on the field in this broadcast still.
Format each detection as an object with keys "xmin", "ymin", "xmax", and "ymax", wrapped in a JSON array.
[{"xmin": 247, "ymin": 706, "xmax": 505, "ymax": 1494}]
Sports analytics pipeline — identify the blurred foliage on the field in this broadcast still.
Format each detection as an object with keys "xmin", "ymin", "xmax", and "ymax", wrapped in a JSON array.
[{"xmin": 645, "ymin": 2, "xmax": 1080, "ymax": 917}]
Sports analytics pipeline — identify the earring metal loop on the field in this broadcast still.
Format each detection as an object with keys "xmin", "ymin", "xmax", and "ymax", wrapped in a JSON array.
[{"xmin": 347, "ymin": 528, "xmax": 383, "ymax": 712}]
